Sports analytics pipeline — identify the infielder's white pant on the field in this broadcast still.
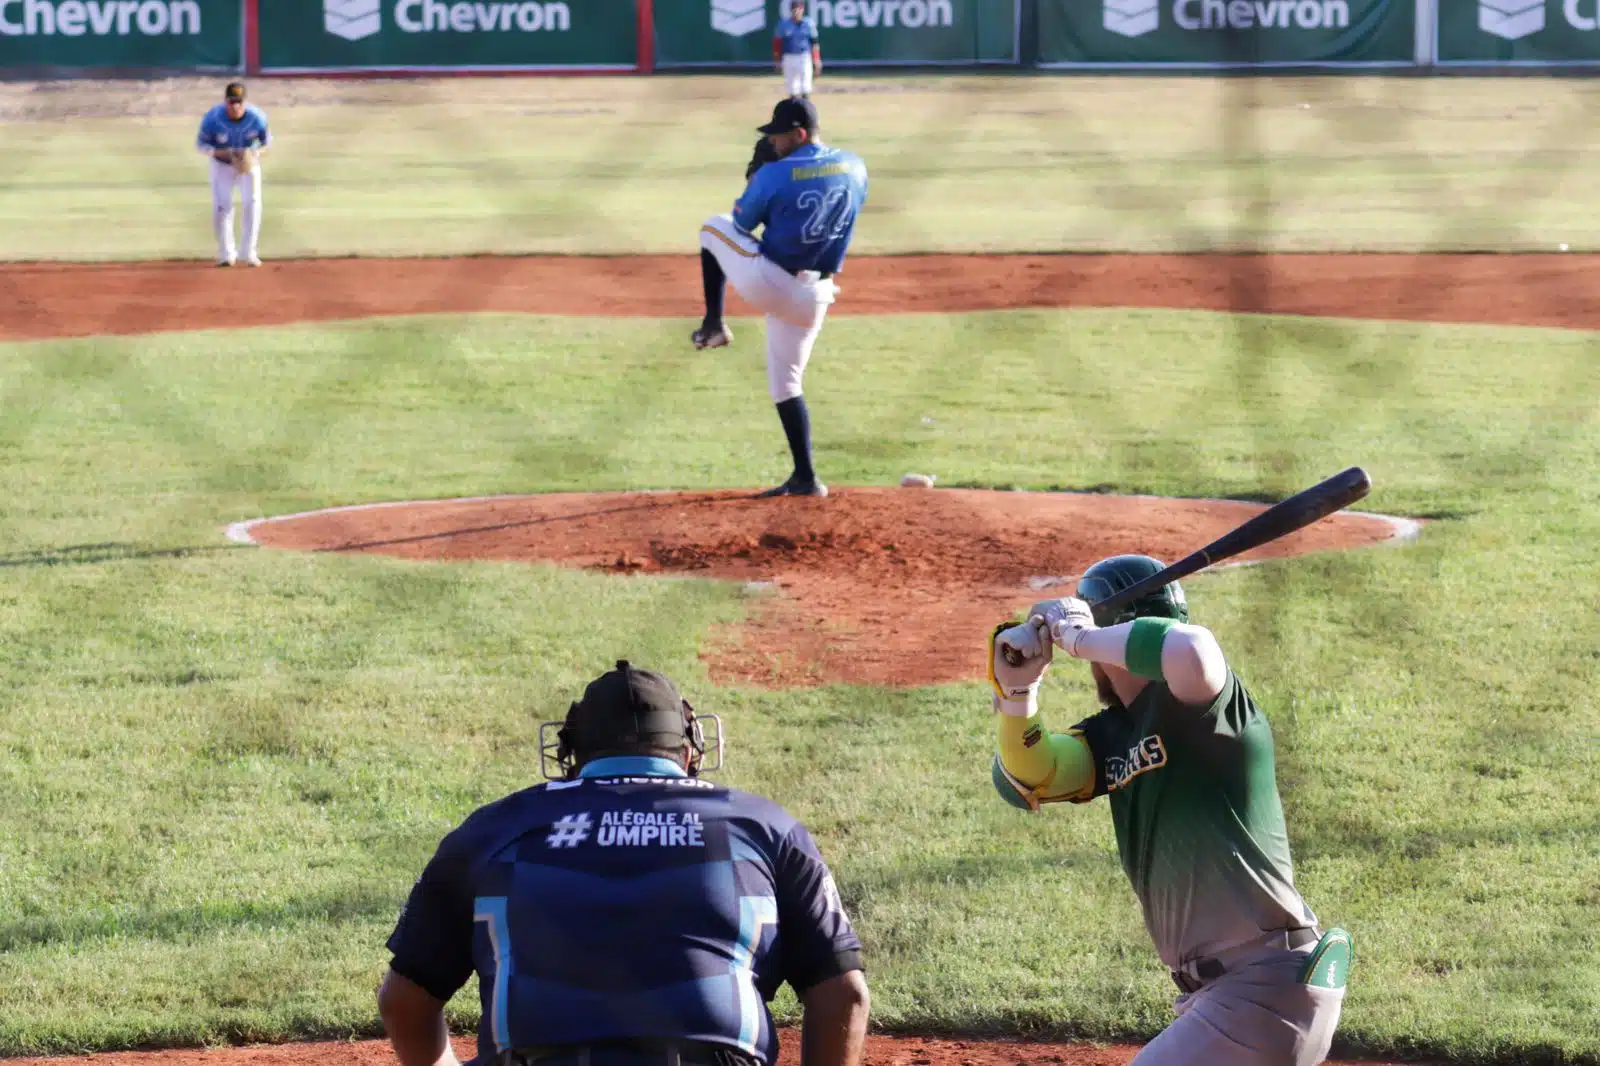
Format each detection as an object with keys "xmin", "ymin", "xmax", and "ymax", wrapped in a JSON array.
[
  {"xmin": 782, "ymin": 52, "xmax": 814, "ymax": 97},
  {"xmin": 210, "ymin": 159, "xmax": 261, "ymax": 263},
  {"xmin": 699, "ymin": 214, "xmax": 837, "ymax": 403},
  {"xmin": 1131, "ymin": 946, "xmax": 1344, "ymax": 1066}
]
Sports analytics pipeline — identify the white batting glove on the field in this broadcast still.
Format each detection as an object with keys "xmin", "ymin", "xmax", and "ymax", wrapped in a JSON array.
[
  {"xmin": 988, "ymin": 618, "xmax": 1052, "ymax": 716},
  {"xmin": 1029, "ymin": 597, "xmax": 1097, "ymax": 657}
]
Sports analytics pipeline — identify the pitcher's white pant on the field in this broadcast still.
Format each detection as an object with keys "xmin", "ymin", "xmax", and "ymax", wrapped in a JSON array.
[
  {"xmin": 699, "ymin": 214, "xmax": 837, "ymax": 403},
  {"xmin": 1130, "ymin": 946, "xmax": 1344, "ymax": 1066},
  {"xmin": 781, "ymin": 52, "xmax": 814, "ymax": 96},
  {"xmin": 211, "ymin": 159, "xmax": 261, "ymax": 263}
]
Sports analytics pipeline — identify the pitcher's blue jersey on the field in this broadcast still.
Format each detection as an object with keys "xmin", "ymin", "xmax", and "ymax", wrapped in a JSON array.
[
  {"xmin": 196, "ymin": 103, "xmax": 270, "ymax": 154},
  {"xmin": 775, "ymin": 16, "xmax": 818, "ymax": 54},
  {"xmin": 733, "ymin": 143, "xmax": 868, "ymax": 277},
  {"xmin": 385, "ymin": 757, "xmax": 862, "ymax": 1066}
]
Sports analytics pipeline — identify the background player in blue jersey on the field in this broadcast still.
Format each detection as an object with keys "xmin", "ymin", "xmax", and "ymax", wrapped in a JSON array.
[
  {"xmin": 773, "ymin": 1, "xmax": 821, "ymax": 99},
  {"xmin": 377, "ymin": 660, "xmax": 870, "ymax": 1066},
  {"xmin": 696, "ymin": 98, "xmax": 869, "ymax": 499},
  {"xmin": 195, "ymin": 82, "xmax": 270, "ymax": 267}
]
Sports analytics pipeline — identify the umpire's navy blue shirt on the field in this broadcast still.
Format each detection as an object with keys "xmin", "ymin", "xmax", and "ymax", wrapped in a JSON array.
[{"xmin": 386, "ymin": 756, "xmax": 863, "ymax": 1066}]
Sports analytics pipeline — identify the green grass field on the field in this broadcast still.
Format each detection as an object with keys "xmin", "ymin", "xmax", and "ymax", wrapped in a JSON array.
[
  {"xmin": 5, "ymin": 75, "xmax": 1600, "ymax": 259},
  {"xmin": 1, "ymin": 75, "xmax": 1598, "ymax": 1064}
]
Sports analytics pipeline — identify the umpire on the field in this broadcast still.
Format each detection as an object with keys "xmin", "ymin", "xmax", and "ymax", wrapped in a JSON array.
[{"xmin": 377, "ymin": 660, "xmax": 870, "ymax": 1066}]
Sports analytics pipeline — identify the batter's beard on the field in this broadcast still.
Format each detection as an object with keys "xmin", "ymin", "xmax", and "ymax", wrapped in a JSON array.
[{"xmin": 1092, "ymin": 663, "xmax": 1125, "ymax": 712}]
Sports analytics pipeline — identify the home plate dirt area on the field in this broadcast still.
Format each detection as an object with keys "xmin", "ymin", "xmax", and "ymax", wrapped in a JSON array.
[{"xmin": 4, "ymin": 250, "xmax": 1517, "ymax": 1066}]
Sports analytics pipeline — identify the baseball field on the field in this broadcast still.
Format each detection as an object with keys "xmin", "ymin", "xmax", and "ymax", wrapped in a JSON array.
[{"xmin": 0, "ymin": 73, "xmax": 1597, "ymax": 1066}]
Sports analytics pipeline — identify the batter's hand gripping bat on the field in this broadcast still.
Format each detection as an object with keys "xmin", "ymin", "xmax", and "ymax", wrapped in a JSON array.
[{"xmin": 1000, "ymin": 466, "xmax": 1373, "ymax": 667}]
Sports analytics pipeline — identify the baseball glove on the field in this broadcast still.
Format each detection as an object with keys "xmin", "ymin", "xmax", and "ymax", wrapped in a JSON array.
[
  {"xmin": 213, "ymin": 148, "xmax": 235, "ymax": 166},
  {"xmin": 745, "ymin": 137, "xmax": 780, "ymax": 181},
  {"xmin": 232, "ymin": 147, "xmax": 258, "ymax": 175}
]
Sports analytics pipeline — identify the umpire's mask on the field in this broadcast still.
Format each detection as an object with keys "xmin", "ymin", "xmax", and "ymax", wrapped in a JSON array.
[{"xmin": 540, "ymin": 660, "xmax": 722, "ymax": 781}]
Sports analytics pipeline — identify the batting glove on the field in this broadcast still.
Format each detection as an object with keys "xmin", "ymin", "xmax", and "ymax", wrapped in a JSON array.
[
  {"xmin": 1029, "ymin": 597, "xmax": 1097, "ymax": 657},
  {"xmin": 988, "ymin": 618, "xmax": 1051, "ymax": 717}
]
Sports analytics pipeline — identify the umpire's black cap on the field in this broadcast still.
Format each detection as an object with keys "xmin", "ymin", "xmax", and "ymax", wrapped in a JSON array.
[
  {"xmin": 561, "ymin": 659, "xmax": 691, "ymax": 757},
  {"xmin": 758, "ymin": 96, "xmax": 819, "ymax": 135}
]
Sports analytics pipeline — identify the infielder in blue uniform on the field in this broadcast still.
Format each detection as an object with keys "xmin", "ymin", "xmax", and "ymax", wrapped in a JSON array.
[
  {"xmin": 773, "ymin": 1, "xmax": 821, "ymax": 99},
  {"xmin": 195, "ymin": 82, "xmax": 270, "ymax": 267},
  {"xmin": 377, "ymin": 660, "xmax": 870, "ymax": 1066},
  {"xmin": 696, "ymin": 98, "xmax": 869, "ymax": 499}
]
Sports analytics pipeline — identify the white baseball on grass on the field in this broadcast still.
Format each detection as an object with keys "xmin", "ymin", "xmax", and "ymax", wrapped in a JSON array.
[{"xmin": 900, "ymin": 473, "xmax": 936, "ymax": 488}]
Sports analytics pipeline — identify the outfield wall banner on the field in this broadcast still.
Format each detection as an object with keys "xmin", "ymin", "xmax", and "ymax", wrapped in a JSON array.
[
  {"xmin": 260, "ymin": 0, "xmax": 636, "ymax": 71},
  {"xmin": 0, "ymin": 0, "xmax": 240, "ymax": 70},
  {"xmin": 1437, "ymin": 0, "xmax": 1600, "ymax": 64},
  {"xmin": 655, "ymin": 0, "xmax": 1017, "ymax": 66},
  {"xmin": 1037, "ymin": 0, "xmax": 1413, "ymax": 66}
]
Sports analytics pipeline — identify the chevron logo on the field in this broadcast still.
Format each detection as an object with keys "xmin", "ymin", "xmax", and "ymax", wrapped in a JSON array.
[
  {"xmin": 325, "ymin": 0, "xmax": 381, "ymax": 41},
  {"xmin": 1104, "ymin": 0, "xmax": 1158, "ymax": 38},
  {"xmin": 1479, "ymin": 0, "xmax": 1544, "ymax": 39},
  {"xmin": 712, "ymin": 0, "xmax": 766, "ymax": 37}
]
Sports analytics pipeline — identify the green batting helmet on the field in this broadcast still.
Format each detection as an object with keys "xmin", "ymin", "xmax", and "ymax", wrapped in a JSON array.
[{"xmin": 1076, "ymin": 554, "xmax": 1189, "ymax": 628}]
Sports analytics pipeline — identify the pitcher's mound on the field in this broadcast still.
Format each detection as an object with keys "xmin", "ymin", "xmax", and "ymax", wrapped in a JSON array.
[{"xmin": 237, "ymin": 487, "xmax": 1414, "ymax": 688}]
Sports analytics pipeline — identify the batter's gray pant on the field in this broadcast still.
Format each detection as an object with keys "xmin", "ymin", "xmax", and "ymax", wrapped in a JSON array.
[{"xmin": 1131, "ymin": 946, "xmax": 1344, "ymax": 1066}]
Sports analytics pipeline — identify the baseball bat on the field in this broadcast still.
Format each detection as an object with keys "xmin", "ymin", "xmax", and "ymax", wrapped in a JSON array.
[{"xmin": 1001, "ymin": 466, "xmax": 1372, "ymax": 666}]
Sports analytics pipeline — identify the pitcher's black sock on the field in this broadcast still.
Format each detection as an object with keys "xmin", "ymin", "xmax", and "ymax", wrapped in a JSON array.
[
  {"xmin": 700, "ymin": 250, "xmax": 726, "ymax": 328},
  {"xmin": 775, "ymin": 396, "xmax": 814, "ymax": 483}
]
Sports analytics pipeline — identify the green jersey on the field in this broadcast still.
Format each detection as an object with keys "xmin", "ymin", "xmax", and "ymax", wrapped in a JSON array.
[{"xmin": 1069, "ymin": 670, "xmax": 1318, "ymax": 970}]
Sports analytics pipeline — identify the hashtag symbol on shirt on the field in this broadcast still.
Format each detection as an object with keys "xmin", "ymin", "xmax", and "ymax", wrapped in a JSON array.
[{"xmin": 545, "ymin": 812, "xmax": 593, "ymax": 848}]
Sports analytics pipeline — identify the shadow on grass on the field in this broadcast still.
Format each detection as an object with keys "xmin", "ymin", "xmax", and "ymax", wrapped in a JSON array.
[
  {"xmin": 298, "ymin": 492, "xmax": 764, "ymax": 554},
  {"xmin": 0, "ymin": 886, "xmax": 403, "ymax": 953},
  {"xmin": 851, "ymin": 851, "xmax": 1113, "ymax": 898},
  {"xmin": 0, "ymin": 542, "xmax": 247, "ymax": 569},
  {"xmin": 1296, "ymin": 812, "xmax": 1600, "ymax": 864}
]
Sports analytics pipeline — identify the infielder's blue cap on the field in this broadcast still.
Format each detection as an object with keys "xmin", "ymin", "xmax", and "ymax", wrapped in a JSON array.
[{"xmin": 759, "ymin": 97, "xmax": 818, "ymax": 135}]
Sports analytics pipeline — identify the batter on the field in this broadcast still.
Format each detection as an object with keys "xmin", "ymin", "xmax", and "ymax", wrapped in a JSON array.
[
  {"xmin": 695, "ymin": 96, "xmax": 868, "ymax": 499},
  {"xmin": 773, "ymin": 1, "xmax": 821, "ymax": 99},
  {"xmin": 195, "ymin": 81, "xmax": 270, "ymax": 267},
  {"xmin": 986, "ymin": 554, "xmax": 1351, "ymax": 1066}
]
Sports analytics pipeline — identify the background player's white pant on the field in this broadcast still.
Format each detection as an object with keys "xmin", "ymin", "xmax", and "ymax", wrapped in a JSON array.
[
  {"xmin": 782, "ymin": 53, "xmax": 814, "ymax": 97},
  {"xmin": 210, "ymin": 159, "xmax": 262, "ymax": 263},
  {"xmin": 1130, "ymin": 947, "xmax": 1344, "ymax": 1066},
  {"xmin": 699, "ymin": 214, "xmax": 837, "ymax": 403}
]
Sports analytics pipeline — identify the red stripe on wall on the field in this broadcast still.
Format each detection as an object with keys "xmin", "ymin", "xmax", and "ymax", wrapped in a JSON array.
[
  {"xmin": 637, "ymin": 0, "xmax": 655, "ymax": 73},
  {"xmin": 244, "ymin": 0, "xmax": 260, "ymax": 75}
]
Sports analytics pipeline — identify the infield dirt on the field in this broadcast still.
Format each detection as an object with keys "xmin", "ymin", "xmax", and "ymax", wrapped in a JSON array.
[{"xmin": 4, "ymin": 251, "xmax": 1600, "ymax": 341}]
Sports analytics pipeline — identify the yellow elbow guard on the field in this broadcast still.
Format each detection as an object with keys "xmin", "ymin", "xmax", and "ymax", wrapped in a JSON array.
[{"xmin": 990, "ymin": 731, "xmax": 1096, "ymax": 812}]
